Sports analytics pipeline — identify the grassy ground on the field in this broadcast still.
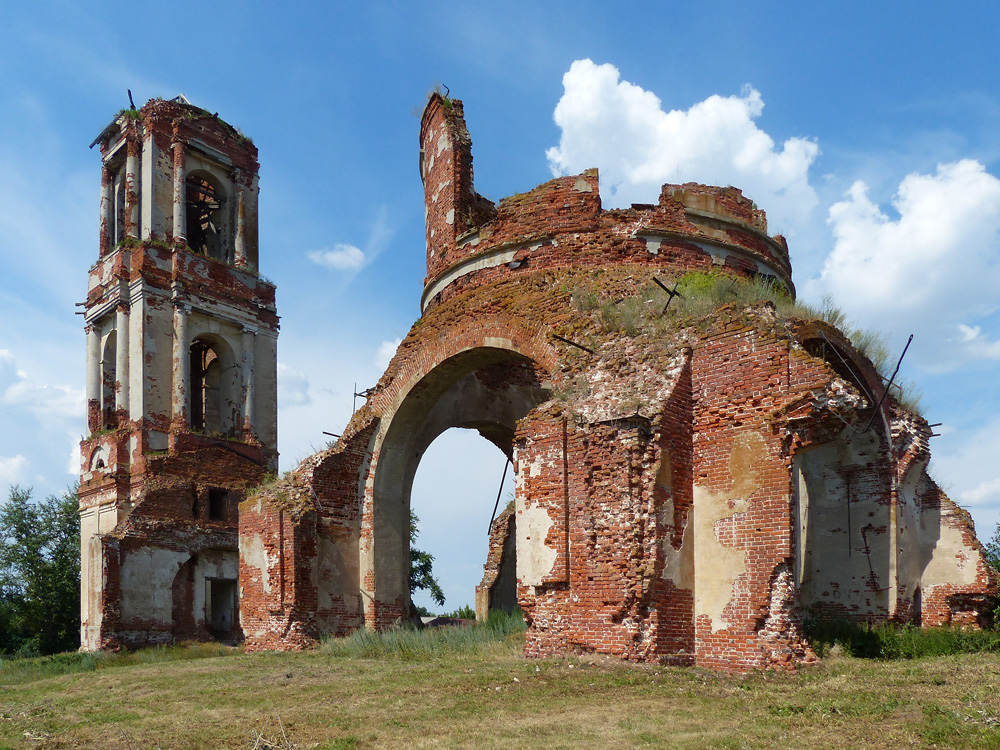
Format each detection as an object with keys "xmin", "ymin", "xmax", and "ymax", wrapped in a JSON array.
[{"xmin": 1, "ymin": 630, "xmax": 999, "ymax": 749}]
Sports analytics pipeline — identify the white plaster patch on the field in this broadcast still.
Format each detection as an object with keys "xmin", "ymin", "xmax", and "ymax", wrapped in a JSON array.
[
  {"xmin": 446, "ymin": 209, "xmax": 455, "ymax": 225},
  {"xmin": 120, "ymin": 548, "xmax": 187, "ymax": 621},
  {"xmin": 240, "ymin": 532, "xmax": 272, "ymax": 594},
  {"xmin": 692, "ymin": 485, "xmax": 747, "ymax": 632},
  {"xmin": 692, "ymin": 431, "xmax": 769, "ymax": 632},
  {"xmin": 923, "ymin": 516, "xmax": 978, "ymax": 587},
  {"xmin": 573, "ymin": 176, "xmax": 593, "ymax": 193},
  {"xmin": 517, "ymin": 501, "xmax": 558, "ymax": 587}
]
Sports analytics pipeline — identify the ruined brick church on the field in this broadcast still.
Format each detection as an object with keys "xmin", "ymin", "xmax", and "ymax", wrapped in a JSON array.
[{"xmin": 79, "ymin": 93, "xmax": 996, "ymax": 671}]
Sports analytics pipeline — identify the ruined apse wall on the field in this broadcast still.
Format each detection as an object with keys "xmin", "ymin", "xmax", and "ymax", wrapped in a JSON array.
[
  {"xmin": 80, "ymin": 99, "xmax": 278, "ymax": 650},
  {"xmin": 239, "ymin": 92, "xmax": 995, "ymax": 670}
]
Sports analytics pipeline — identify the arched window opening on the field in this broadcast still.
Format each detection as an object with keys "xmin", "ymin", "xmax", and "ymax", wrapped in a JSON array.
[
  {"xmin": 190, "ymin": 339, "xmax": 224, "ymax": 434},
  {"xmin": 186, "ymin": 173, "xmax": 228, "ymax": 262},
  {"xmin": 101, "ymin": 331, "xmax": 117, "ymax": 429},
  {"xmin": 409, "ymin": 428, "xmax": 515, "ymax": 618}
]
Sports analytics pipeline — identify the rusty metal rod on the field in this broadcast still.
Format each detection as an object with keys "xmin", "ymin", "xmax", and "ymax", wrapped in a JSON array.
[
  {"xmin": 488, "ymin": 458, "xmax": 511, "ymax": 536},
  {"xmin": 551, "ymin": 333, "xmax": 594, "ymax": 354},
  {"xmin": 863, "ymin": 334, "xmax": 913, "ymax": 433}
]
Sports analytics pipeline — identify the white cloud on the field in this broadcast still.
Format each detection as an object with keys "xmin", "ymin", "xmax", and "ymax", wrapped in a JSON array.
[
  {"xmin": 375, "ymin": 339, "xmax": 401, "ymax": 371},
  {"xmin": 0, "ymin": 455, "xmax": 28, "ymax": 485},
  {"xmin": 307, "ymin": 244, "xmax": 368, "ymax": 271},
  {"xmin": 955, "ymin": 324, "xmax": 1000, "ymax": 360},
  {"xmin": 816, "ymin": 160, "xmax": 1000, "ymax": 321},
  {"xmin": 804, "ymin": 159, "xmax": 1000, "ymax": 373},
  {"xmin": 545, "ymin": 59, "xmax": 820, "ymax": 232},
  {"xmin": 277, "ymin": 362, "xmax": 312, "ymax": 408},
  {"xmin": 0, "ymin": 348, "xmax": 84, "ymax": 423},
  {"xmin": 960, "ymin": 477, "xmax": 1000, "ymax": 506}
]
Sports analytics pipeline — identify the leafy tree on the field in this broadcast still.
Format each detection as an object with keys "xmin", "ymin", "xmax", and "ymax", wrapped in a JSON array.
[
  {"xmin": 409, "ymin": 510, "xmax": 445, "ymax": 609},
  {"xmin": 985, "ymin": 523, "xmax": 1000, "ymax": 574},
  {"xmin": 0, "ymin": 486, "xmax": 80, "ymax": 656}
]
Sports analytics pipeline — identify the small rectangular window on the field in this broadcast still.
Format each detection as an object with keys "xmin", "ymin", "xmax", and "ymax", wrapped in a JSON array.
[{"xmin": 208, "ymin": 488, "xmax": 228, "ymax": 522}]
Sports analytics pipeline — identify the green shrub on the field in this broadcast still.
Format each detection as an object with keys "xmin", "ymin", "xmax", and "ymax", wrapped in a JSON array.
[
  {"xmin": 441, "ymin": 604, "xmax": 476, "ymax": 619},
  {"xmin": 804, "ymin": 617, "xmax": 1000, "ymax": 659}
]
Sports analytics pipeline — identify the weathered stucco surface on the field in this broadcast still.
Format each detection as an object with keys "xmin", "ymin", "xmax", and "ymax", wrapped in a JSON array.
[{"xmin": 84, "ymin": 93, "xmax": 997, "ymax": 671}]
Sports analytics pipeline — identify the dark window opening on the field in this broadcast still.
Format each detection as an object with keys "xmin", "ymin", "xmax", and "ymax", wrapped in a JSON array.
[
  {"xmin": 208, "ymin": 488, "xmax": 228, "ymax": 522},
  {"xmin": 190, "ymin": 340, "xmax": 223, "ymax": 433},
  {"xmin": 186, "ymin": 175, "xmax": 227, "ymax": 262}
]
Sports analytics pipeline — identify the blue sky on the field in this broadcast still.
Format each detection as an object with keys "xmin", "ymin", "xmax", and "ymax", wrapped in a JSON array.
[{"xmin": 2, "ymin": 1, "xmax": 1000, "ymax": 612}]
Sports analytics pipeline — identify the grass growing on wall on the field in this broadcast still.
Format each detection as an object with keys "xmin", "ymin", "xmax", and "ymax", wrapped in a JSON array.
[{"xmin": 570, "ymin": 269, "xmax": 924, "ymax": 413}]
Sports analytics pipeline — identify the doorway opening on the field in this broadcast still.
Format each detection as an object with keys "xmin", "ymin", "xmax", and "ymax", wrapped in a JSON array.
[{"xmin": 409, "ymin": 428, "xmax": 515, "ymax": 618}]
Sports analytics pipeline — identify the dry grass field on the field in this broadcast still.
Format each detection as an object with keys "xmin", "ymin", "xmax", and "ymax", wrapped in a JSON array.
[{"xmin": 1, "ymin": 623, "xmax": 999, "ymax": 749}]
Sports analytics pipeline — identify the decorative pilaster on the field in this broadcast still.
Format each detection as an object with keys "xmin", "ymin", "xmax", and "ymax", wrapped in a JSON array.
[
  {"xmin": 172, "ymin": 136, "xmax": 186, "ymax": 247},
  {"xmin": 241, "ymin": 326, "xmax": 256, "ymax": 437},
  {"xmin": 172, "ymin": 302, "xmax": 190, "ymax": 427}
]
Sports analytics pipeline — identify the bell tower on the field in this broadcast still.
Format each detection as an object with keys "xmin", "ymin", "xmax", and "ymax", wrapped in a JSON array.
[{"xmin": 79, "ymin": 97, "xmax": 278, "ymax": 650}]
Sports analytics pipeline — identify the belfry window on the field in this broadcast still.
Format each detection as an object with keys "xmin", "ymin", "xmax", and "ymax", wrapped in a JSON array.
[
  {"xmin": 186, "ymin": 173, "xmax": 229, "ymax": 262},
  {"xmin": 190, "ymin": 339, "xmax": 224, "ymax": 433}
]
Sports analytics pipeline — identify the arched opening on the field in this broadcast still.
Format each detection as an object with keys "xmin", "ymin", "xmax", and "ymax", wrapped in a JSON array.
[
  {"xmin": 186, "ymin": 171, "xmax": 229, "ymax": 263},
  {"xmin": 101, "ymin": 331, "xmax": 117, "ymax": 429},
  {"xmin": 793, "ymin": 424, "xmax": 894, "ymax": 621},
  {"xmin": 189, "ymin": 335, "xmax": 238, "ymax": 435},
  {"xmin": 367, "ymin": 347, "xmax": 548, "ymax": 627},
  {"xmin": 409, "ymin": 428, "xmax": 515, "ymax": 617}
]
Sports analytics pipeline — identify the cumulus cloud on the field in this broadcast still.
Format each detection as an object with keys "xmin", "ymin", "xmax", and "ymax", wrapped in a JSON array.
[
  {"xmin": 0, "ymin": 455, "xmax": 28, "ymax": 485},
  {"xmin": 807, "ymin": 160, "xmax": 1000, "ymax": 369},
  {"xmin": 375, "ymin": 339, "xmax": 401, "ymax": 371},
  {"xmin": 307, "ymin": 244, "xmax": 368, "ymax": 271},
  {"xmin": 817, "ymin": 160, "xmax": 1000, "ymax": 318},
  {"xmin": 545, "ymin": 59, "xmax": 820, "ymax": 232},
  {"xmin": 277, "ymin": 362, "xmax": 312, "ymax": 408}
]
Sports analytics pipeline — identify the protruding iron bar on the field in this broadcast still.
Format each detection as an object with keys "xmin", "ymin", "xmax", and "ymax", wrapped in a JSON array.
[
  {"xmin": 352, "ymin": 383, "xmax": 374, "ymax": 414},
  {"xmin": 863, "ymin": 334, "xmax": 914, "ymax": 433},
  {"xmin": 322, "ymin": 431, "xmax": 341, "ymax": 439},
  {"xmin": 488, "ymin": 458, "xmax": 512, "ymax": 536},
  {"xmin": 652, "ymin": 276, "xmax": 683, "ymax": 314},
  {"xmin": 551, "ymin": 333, "xmax": 594, "ymax": 354}
]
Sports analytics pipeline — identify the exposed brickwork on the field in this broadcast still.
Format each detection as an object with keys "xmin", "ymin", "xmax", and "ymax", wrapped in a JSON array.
[
  {"xmin": 81, "ymin": 98, "xmax": 277, "ymax": 651},
  {"xmin": 85, "ymin": 94, "xmax": 996, "ymax": 672},
  {"xmin": 237, "ymin": 93, "xmax": 996, "ymax": 672}
]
